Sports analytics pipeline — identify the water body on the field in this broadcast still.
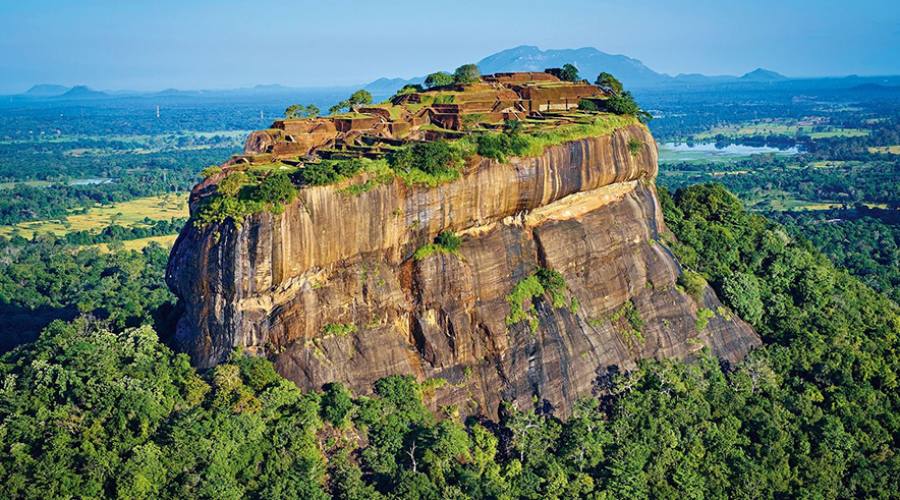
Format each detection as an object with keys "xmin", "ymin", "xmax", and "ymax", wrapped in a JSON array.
[
  {"xmin": 659, "ymin": 142, "xmax": 799, "ymax": 162},
  {"xmin": 69, "ymin": 178, "xmax": 114, "ymax": 186}
]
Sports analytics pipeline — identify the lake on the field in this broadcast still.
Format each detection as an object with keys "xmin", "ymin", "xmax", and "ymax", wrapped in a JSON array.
[
  {"xmin": 69, "ymin": 178, "xmax": 114, "ymax": 186},
  {"xmin": 659, "ymin": 142, "xmax": 799, "ymax": 162}
]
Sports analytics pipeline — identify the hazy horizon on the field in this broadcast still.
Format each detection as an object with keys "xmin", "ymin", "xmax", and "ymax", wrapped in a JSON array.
[{"xmin": 2, "ymin": 0, "xmax": 899, "ymax": 94}]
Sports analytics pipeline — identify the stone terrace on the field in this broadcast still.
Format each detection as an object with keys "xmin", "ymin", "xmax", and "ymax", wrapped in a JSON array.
[{"xmin": 235, "ymin": 70, "xmax": 609, "ymax": 165}]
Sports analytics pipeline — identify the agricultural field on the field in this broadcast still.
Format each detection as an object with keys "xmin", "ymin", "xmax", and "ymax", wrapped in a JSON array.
[
  {"xmin": 0, "ymin": 193, "xmax": 188, "ymax": 240},
  {"xmin": 0, "ymin": 180, "xmax": 51, "ymax": 189},
  {"xmin": 869, "ymin": 145, "xmax": 900, "ymax": 154},
  {"xmin": 96, "ymin": 234, "xmax": 180, "ymax": 252},
  {"xmin": 693, "ymin": 120, "xmax": 870, "ymax": 141}
]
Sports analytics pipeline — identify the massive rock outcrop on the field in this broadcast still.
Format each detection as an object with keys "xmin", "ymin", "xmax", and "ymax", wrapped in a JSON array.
[{"xmin": 167, "ymin": 123, "xmax": 759, "ymax": 418}]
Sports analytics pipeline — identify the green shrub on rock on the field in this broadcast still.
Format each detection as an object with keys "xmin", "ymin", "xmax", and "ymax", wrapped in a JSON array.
[
  {"xmin": 201, "ymin": 165, "xmax": 223, "ymax": 178},
  {"xmin": 388, "ymin": 141, "xmax": 469, "ymax": 186},
  {"xmin": 506, "ymin": 267, "xmax": 575, "ymax": 332},
  {"xmin": 194, "ymin": 170, "xmax": 299, "ymax": 228},
  {"xmin": 627, "ymin": 138, "xmax": 643, "ymax": 156},
  {"xmin": 255, "ymin": 173, "xmax": 297, "ymax": 213},
  {"xmin": 435, "ymin": 230, "xmax": 461, "ymax": 251},
  {"xmin": 475, "ymin": 132, "xmax": 530, "ymax": 162},
  {"xmin": 300, "ymin": 159, "xmax": 365, "ymax": 186},
  {"xmin": 414, "ymin": 230, "xmax": 462, "ymax": 261},
  {"xmin": 678, "ymin": 270, "xmax": 708, "ymax": 303},
  {"xmin": 695, "ymin": 307, "xmax": 715, "ymax": 331},
  {"xmin": 578, "ymin": 99, "xmax": 599, "ymax": 112},
  {"xmin": 605, "ymin": 91, "xmax": 652, "ymax": 122}
]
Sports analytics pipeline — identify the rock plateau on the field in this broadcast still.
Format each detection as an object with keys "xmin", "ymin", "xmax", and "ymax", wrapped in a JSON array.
[{"xmin": 167, "ymin": 72, "xmax": 759, "ymax": 418}]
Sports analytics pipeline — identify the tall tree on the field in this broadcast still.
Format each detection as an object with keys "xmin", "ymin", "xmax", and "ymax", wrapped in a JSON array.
[
  {"xmin": 284, "ymin": 104, "xmax": 302, "ymax": 119},
  {"xmin": 595, "ymin": 72, "xmax": 623, "ymax": 96},
  {"xmin": 559, "ymin": 63, "xmax": 580, "ymax": 82},
  {"xmin": 348, "ymin": 89, "xmax": 373, "ymax": 106},
  {"xmin": 453, "ymin": 64, "xmax": 481, "ymax": 84},
  {"xmin": 424, "ymin": 72, "xmax": 454, "ymax": 88}
]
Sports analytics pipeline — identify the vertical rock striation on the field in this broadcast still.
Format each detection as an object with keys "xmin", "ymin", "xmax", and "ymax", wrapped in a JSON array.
[{"xmin": 167, "ymin": 123, "xmax": 760, "ymax": 418}]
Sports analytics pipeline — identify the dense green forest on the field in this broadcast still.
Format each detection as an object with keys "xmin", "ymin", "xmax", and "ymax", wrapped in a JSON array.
[
  {"xmin": 659, "ymin": 155, "xmax": 900, "ymax": 208},
  {"xmin": 0, "ymin": 149, "xmax": 223, "ymax": 225},
  {"xmin": 0, "ymin": 78, "xmax": 897, "ymax": 499},
  {"xmin": 0, "ymin": 237, "xmax": 175, "ymax": 351},
  {"xmin": 657, "ymin": 130, "xmax": 899, "ymax": 305},
  {"xmin": 771, "ymin": 209, "xmax": 900, "ymax": 303},
  {"xmin": 1, "ymin": 184, "xmax": 897, "ymax": 499}
]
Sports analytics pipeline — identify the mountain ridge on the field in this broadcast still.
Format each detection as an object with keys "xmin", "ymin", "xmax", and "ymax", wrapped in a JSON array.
[
  {"xmin": 739, "ymin": 68, "xmax": 788, "ymax": 82},
  {"xmin": 24, "ymin": 84, "xmax": 70, "ymax": 97},
  {"xmin": 17, "ymin": 46, "xmax": 900, "ymax": 101},
  {"xmin": 363, "ymin": 46, "xmax": 797, "ymax": 94},
  {"xmin": 56, "ymin": 85, "xmax": 108, "ymax": 100}
]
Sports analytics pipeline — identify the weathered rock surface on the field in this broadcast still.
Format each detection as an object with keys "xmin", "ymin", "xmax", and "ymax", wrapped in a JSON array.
[{"xmin": 167, "ymin": 124, "xmax": 760, "ymax": 418}]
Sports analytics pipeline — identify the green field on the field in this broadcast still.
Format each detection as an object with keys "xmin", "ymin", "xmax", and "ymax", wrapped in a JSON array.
[
  {"xmin": 0, "ymin": 193, "xmax": 188, "ymax": 239},
  {"xmin": 96, "ymin": 234, "xmax": 180, "ymax": 252},
  {"xmin": 748, "ymin": 193, "xmax": 888, "ymax": 212},
  {"xmin": 0, "ymin": 180, "xmax": 52, "ymax": 190},
  {"xmin": 694, "ymin": 121, "xmax": 869, "ymax": 141}
]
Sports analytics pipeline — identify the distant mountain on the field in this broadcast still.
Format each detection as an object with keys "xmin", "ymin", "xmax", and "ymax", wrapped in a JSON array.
[
  {"xmin": 155, "ymin": 88, "xmax": 194, "ymax": 96},
  {"xmin": 365, "ymin": 77, "xmax": 425, "ymax": 95},
  {"xmin": 29, "ymin": 48, "xmax": 896, "ymax": 104},
  {"xmin": 672, "ymin": 73, "xmax": 737, "ymax": 85},
  {"xmin": 57, "ymin": 85, "xmax": 108, "ymax": 100},
  {"xmin": 477, "ymin": 45, "xmax": 672, "ymax": 88},
  {"xmin": 363, "ymin": 46, "xmax": 799, "ymax": 95},
  {"xmin": 249, "ymin": 84, "xmax": 305, "ymax": 95},
  {"xmin": 362, "ymin": 46, "xmax": 673, "ymax": 95},
  {"xmin": 739, "ymin": 68, "xmax": 788, "ymax": 82},
  {"xmin": 24, "ymin": 84, "xmax": 70, "ymax": 97},
  {"xmin": 253, "ymin": 84, "xmax": 288, "ymax": 91},
  {"xmin": 669, "ymin": 68, "xmax": 788, "ymax": 86}
]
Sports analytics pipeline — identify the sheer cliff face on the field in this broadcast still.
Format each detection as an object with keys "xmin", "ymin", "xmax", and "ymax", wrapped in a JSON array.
[{"xmin": 167, "ymin": 124, "xmax": 759, "ymax": 417}]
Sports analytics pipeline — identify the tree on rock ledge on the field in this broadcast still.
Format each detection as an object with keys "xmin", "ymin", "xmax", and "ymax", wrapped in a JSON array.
[
  {"xmin": 453, "ymin": 64, "xmax": 481, "ymax": 84},
  {"xmin": 424, "ymin": 71, "xmax": 454, "ymax": 88},
  {"xmin": 595, "ymin": 72, "xmax": 623, "ymax": 96},
  {"xmin": 284, "ymin": 104, "xmax": 320, "ymax": 119},
  {"xmin": 349, "ymin": 89, "xmax": 372, "ymax": 106},
  {"xmin": 328, "ymin": 89, "xmax": 373, "ymax": 114},
  {"xmin": 560, "ymin": 63, "xmax": 580, "ymax": 82}
]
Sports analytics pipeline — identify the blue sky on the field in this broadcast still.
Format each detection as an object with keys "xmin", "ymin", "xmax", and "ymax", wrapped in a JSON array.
[{"xmin": 0, "ymin": 0, "xmax": 898, "ymax": 92}]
